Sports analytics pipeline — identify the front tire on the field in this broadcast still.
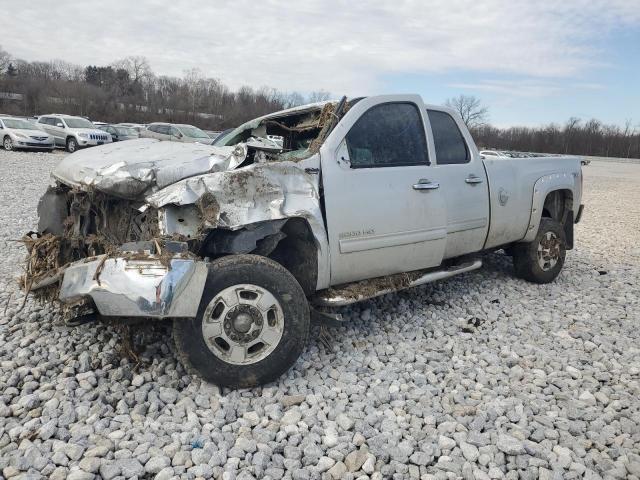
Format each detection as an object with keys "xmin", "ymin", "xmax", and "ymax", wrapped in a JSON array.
[
  {"xmin": 513, "ymin": 218, "xmax": 566, "ymax": 284},
  {"xmin": 173, "ymin": 254, "xmax": 310, "ymax": 388},
  {"xmin": 66, "ymin": 137, "xmax": 78, "ymax": 153},
  {"xmin": 3, "ymin": 136, "xmax": 13, "ymax": 151}
]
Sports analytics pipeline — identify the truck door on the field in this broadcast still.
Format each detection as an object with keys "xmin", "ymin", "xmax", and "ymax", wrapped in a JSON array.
[
  {"xmin": 425, "ymin": 108, "xmax": 490, "ymax": 258},
  {"xmin": 320, "ymin": 96, "xmax": 447, "ymax": 286}
]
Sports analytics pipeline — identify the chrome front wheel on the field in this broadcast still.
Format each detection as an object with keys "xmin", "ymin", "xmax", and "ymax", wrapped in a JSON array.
[
  {"xmin": 173, "ymin": 254, "xmax": 310, "ymax": 388},
  {"xmin": 202, "ymin": 284, "xmax": 284, "ymax": 365},
  {"xmin": 3, "ymin": 137, "xmax": 13, "ymax": 151}
]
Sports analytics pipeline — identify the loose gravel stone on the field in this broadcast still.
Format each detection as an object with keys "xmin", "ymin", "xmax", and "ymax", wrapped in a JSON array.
[
  {"xmin": 0, "ymin": 152, "xmax": 638, "ymax": 479},
  {"xmin": 497, "ymin": 435, "xmax": 525, "ymax": 455}
]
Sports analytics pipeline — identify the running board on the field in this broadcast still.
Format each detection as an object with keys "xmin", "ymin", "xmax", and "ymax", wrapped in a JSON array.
[{"xmin": 312, "ymin": 260, "xmax": 482, "ymax": 307}]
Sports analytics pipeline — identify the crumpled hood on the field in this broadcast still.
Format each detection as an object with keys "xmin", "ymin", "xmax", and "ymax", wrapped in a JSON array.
[{"xmin": 52, "ymin": 138, "xmax": 247, "ymax": 200}]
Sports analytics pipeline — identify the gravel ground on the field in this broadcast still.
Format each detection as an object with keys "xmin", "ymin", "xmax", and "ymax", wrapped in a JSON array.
[{"xmin": 0, "ymin": 149, "xmax": 638, "ymax": 480}]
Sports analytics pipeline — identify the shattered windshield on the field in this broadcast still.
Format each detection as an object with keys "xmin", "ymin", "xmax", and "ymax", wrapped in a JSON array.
[{"xmin": 215, "ymin": 102, "xmax": 341, "ymax": 155}]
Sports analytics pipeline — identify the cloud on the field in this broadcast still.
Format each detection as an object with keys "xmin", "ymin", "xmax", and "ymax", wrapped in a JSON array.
[
  {"xmin": 3, "ymin": 0, "xmax": 639, "ymax": 95},
  {"xmin": 448, "ymin": 80, "xmax": 606, "ymax": 97}
]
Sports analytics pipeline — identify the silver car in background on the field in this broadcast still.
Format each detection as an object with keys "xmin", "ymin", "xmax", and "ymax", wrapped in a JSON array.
[
  {"xmin": 140, "ymin": 122, "xmax": 212, "ymax": 144},
  {"xmin": 0, "ymin": 116, "xmax": 55, "ymax": 151},
  {"xmin": 36, "ymin": 114, "xmax": 112, "ymax": 152}
]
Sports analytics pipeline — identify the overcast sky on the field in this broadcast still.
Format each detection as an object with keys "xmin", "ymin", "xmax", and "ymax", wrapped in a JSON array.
[{"xmin": 5, "ymin": 0, "xmax": 640, "ymax": 126}]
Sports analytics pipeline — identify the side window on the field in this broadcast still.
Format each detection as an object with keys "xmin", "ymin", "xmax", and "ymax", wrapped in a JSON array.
[
  {"xmin": 148, "ymin": 125, "xmax": 158, "ymax": 133},
  {"xmin": 157, "ymin": 125, "xmax": 170, "ymax": 135},
  {"xmin": 346, "ymin": 102, "xmax": 429, "ymax": 168},
  {"xmin": 169, "ymin": 127, "xmax": 180, "ymax": 137},
  {"xmin": 427, "ymin": 110, "xmax": 470, "ymax": 164},
  {"xmin": 39, "ymin": 117, "xmax": 50, "ymax": 125}
]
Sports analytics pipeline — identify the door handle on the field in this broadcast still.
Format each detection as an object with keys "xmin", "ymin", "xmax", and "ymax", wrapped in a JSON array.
[
  {"xmin": 465, "ymin": 175, "xmax": 483, "ymax": 185},
  {"xmin": 413, "ymin": 179, "xmax": 440, "ymax": 190}
]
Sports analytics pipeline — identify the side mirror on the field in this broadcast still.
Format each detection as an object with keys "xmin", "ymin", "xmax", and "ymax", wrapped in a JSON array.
[{"xmin": 56, "ymin": 123, "xmax": 64, "ymax": 128}]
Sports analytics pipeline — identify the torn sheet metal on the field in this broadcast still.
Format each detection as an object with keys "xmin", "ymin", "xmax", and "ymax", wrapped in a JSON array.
[
  {"xmin": 59, "ymin": 255, "xmax": 208, "ymax": 318},
  {"xmin": 215, "ymin": 101, "xmax": 334, "ymax": 146},
  {"xmin": 147, "ymin": 161, "xmax": 323, "ymax": 229},
  {"xmin": 52, "ymin": 138, "xmax": 247, "ymax": 200},
  {"xmin": 147, "ymin": 159, "xmax": 331, "ymax": 289}
]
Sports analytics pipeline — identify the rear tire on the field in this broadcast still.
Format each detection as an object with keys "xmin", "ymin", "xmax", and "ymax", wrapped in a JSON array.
[
  {"xmin": 173, "ymin": 254, "xmax": 310, "ymax": 388},
  {"xmin": 513, "ymin": 218, "xmax": 566, "ymax": 284},
  {"xmin": 66, "ymin": 137, "xmax": 78, "ymax": 153}
]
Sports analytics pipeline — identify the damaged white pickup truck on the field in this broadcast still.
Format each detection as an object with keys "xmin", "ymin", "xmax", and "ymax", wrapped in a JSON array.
[{"xmin": 24, "ymin": 95, "xmax": 584, "ymax": 387}]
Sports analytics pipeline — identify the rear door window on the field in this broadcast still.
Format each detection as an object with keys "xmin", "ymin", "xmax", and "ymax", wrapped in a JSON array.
[
  {"xmin": 346, "ymin": 102, "xmax": 429, "ymax": 168},
  {"xmin": 427, "ymin": 110, "xmax": 470, "ymax": 164}
]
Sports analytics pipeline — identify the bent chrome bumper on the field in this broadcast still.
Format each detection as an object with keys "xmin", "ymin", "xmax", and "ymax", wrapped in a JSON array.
[{"xmin": 59, "ymin": 255, "xmax": 208, "ymax": 318}]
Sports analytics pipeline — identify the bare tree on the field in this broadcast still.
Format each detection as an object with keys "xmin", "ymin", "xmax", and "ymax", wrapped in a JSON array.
[
  {"xmin": 183, "ymin": 68, "xmax": 204, "ymax": 120},
  {"xmin": 112, "ymin": 56, "xmax": 153, "ymax": 84},
  {"xmin": 0, "ymin": 45, "xmax": 11, "ymax": 73},
  {"xmin": 307, "ymin": 90, "xmax": 331, "ymax": 103},
  {"xmin": 445, "ymin": 94, "xmax": 489, "ymax": 128}
]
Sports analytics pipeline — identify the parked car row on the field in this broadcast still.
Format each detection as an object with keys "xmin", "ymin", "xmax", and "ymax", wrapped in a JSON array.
[{"xmin": 1, "ymin": 113, "xmax": 225, "ymax": 152}]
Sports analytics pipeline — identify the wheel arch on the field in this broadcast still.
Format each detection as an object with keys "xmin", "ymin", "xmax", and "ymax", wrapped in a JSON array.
[
  {"xmin": 201, "ymin": 217, "xmax": 326, "ymax": 295},
  {"xmin": 522, "ymin": 173, "xmax": 579, "ymax": 248}
]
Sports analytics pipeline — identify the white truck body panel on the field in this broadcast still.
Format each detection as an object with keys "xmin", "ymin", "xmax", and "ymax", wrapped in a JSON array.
[
  {"xmin": 483, "ymin": 156, "xmax": 582, "ymax": 248},
  {"xmin": 320, "ymin": 95, "xmax": 448, "ymax": 285}
]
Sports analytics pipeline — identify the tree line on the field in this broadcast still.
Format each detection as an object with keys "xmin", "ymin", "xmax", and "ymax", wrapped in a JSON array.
[
  {"xmin": 2, "ymin": 45, "xmax": 638, "ymax": 158},
  {"xmin": 446, "ymin": 94, "xmax": 640, "ymax": 159},
  {"xmin": 471, "ymin": 119, "xmax": 640, "ymax": 159},
  {"xmin": 0, "ymin": 46, "xmax": 329, "ymax": 130}
]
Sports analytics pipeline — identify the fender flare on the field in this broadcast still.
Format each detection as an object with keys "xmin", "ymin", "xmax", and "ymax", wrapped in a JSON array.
[{"xmin": 522, "ymin": 172, "xmax": 577, "ymax": 243}]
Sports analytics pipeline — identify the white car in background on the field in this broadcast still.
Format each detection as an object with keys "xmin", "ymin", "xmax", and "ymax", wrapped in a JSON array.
[
  {"xmin": 0, "ymin": 116, "xmax": 55, "ymax": 151},
  {"xmin": 36, "ymin": 114, "xmax": 112, "ymax": 152},
  {"xmin": 140, "ymin": 122, "xmax": 213, "ymax": 144}
]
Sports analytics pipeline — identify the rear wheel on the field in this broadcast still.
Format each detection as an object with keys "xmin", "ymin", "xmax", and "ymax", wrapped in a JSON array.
[
  {"xmin": 66, "ymin": 137, "xmax": 78, "ymax": 153},
  {"xmin": 173, "ymin": 254, "xmax": 310, "ymax": 388},
  {"xmin": 513, "ymin": 218, "xmax": 566, "ymax": 284},
  {"xmin": 3, "ymin": 136, "xmax": 13, "ymax": 151}
]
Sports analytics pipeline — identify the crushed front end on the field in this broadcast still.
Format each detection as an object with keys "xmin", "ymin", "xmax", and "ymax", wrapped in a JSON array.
[
  {"xmin": 22, "ymin": 185, "xmax": 208, "ymax": 321},
  {"xmin": 22, "ymin": 100, "xmax": 351, "ymax": 322}
]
